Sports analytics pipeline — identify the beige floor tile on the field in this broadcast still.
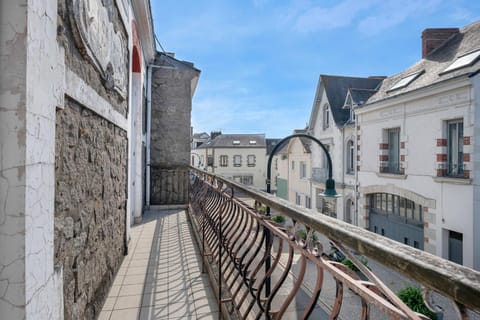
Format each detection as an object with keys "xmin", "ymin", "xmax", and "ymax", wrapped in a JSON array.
[
  {"xmin": 102, "ymin": 297, "xmax": 117, "ymax": 311},
  {"xmin": 110, "ymin": 308, "xmax": 141, "ymax": 320},
  {"xmin": 123, "ymin": 274, "xmax": 147, "ymax": 285},
  {"xmin": 125, "ymin": 265, "xmax": 149, "ymax": 276},
  {"xmin": 118, "ymin": 284, "xmax": 145, "ymax": 297},
  {"xmin": 108, "ymin": 285, "xmax": 121, "ymax": 297},
  {"xmin": 112, "ymin": 275, "xmax": 125, "ymax": 287},
  {"xmin": 141, "ymin": 292, "xmax": 169, "ymax": 307},
  {"xmin": 128, "ymin": 259, "xmax": 149, "ymax": 267},
  {"xmin": 194, "ymin": 297, "xmax": 219, "ymax": 314},
  {"xmin": 97, "ymin": 310, "xmax": 112, "ymax": 320},
  {"xmin": 168, "ymin": 302, "xmax": 196, "ymax": 318},
  {"xmin": 195, "ymin": 312, "xmax": 220, "ymax": 320},
  {"xmin": 138, "ymin": 305, "xmax": 168, "ymax": 320},
  {"xmin": 114, "ymin": 294, "xmax": 143, "ymax": 310}
]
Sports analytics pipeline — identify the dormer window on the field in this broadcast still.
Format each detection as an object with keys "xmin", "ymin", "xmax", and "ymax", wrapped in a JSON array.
[
  {"xmin": 232, "ymin": 140, "xmax": 240, "ymax": 145},
  {"xmin": 388, "ymin": 70, "xmax": 424, "ymax": 91},
  {"xmin": 441, "ymin": 49, "xmax": 480, "ymax": 74},
  {"xmin": 249, "ymin": 140, "xmax": 256, "ymax": 145}
]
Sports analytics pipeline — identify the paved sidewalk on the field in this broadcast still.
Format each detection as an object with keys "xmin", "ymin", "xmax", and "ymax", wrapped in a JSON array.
[{"xmin": 99, "ymin": 210, "xmax": 219, "ymax": 320}]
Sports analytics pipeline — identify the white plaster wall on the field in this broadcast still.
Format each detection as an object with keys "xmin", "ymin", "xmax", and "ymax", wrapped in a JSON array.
[
  {"xmin": 357, "ymin": 80, "xmax": 475, "ymax": 268},
  {"xmin": 287, "ymin": 139, "xmax": 311, "ymax": 207},
  {"xmin": 0, "ymin": 1, "xmax": 64, "ymax": 319},
  {"xmin": 0, "ymin": 1, "xmax": 28, "ymax": 318},
  {"xmin": 25, "ymin": 0, "xmax": 64, "ymax": 318}
]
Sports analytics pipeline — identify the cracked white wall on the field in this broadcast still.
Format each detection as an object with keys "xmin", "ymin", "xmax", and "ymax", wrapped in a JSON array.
[{"xmin": 0, "ymin": 0, "xmax": 63, "ymax": 319}]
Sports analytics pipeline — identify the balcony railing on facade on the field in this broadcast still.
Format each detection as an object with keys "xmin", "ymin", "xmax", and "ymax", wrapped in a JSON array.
[
  {"xmin": 311, "ymin": 167, "xmax": 328, "ymax": 183},
  {"xmin": 188, "ymin": 166, "xmax": 480, "ymax": 320}
]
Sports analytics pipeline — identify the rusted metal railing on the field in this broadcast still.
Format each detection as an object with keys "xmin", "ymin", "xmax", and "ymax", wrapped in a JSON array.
[{"xmin": 188, "ymin": 168, "xmax": 480, "ymax": 320}]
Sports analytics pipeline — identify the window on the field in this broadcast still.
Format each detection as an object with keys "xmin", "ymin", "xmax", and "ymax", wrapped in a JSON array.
[
  {"xmin": 291, "ymin": 160, "xmax": 295, "ymax": 170},
  {"xmin": 369, "ymin": 193, "xmax": 423, "ymax": 223},
  {"xmin": 346, "ymin": 140, "xmax": 355, "ymax": 174},
  {"xmin": 350, "ymin": 107, "xmax": 356, "ymax": 122},
  {"xmin": 300, "ymin": 161, "xmax": 306, "ymax": 179},
  {"xmin": 448, "ymin": 230, "xmax": 463, "ymax": 264},
  {"xmin": 233, "ymin": 155, "xmax": 241, "ymax": 167},
  {"xmin": 274, "ymin": 158, "xmax": 278, "ymax": 170},
  {"xmin": 232, "ymin": 140, "xmax": 240, "ymax": 145},
  {"xmin": 295, "ymin": 193, "xmax": 301, "ymax": 205},
  {"xmin": 442, "ymin": 49, "xmax": 480, "ymax": 74},
  {"xmin": 233, "ymin": 175, "xmax": 253, "ymax": 185},
  {"xmin": 247, "ymin": 155, "xmax": 256, "ymax": 167},
  {"xmin": 249, "ymin": 140, "xmax": 257, "ymax": 145},
  {"xmin": 323, "ymin": 104, "xmax": 330, "ymax": 130},
  {"xmin": 447, "ymin": 120, "xmax": 464, "ymax": 176},
  {"xmin": 207, "ymin": 154, "xmax": 213, "ymax": 166},
  {"xmin": 305, "ymin": 196, "xmax": 311, "ymax": 209},
  {"xmin": 387, "ymin": 128, "xmax": 400, "ymax": 173},
  {"xmin": 219, "ymin": 155, "xmax": 228, "ymax": 167},
  {"xmin": 388, "ymin": 70, "xmax": 424, "ymax": 91}
]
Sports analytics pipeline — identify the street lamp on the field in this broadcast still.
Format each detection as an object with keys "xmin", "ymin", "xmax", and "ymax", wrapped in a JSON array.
[
  {"xmin": 267, "ymin": 133, "xmax": 340, "ymax": 199},
  {"xmin": 264, "ymin": 133, "xmax": 341, "ymax": 298}
]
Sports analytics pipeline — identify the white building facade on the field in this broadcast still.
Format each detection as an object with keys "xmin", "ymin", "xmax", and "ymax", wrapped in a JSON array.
[
  {"xmin": 357, "ymin": 23, "xmax": 480, "ymax": 270},
  {"xmin": 194, "ymin": 134, "xmax": 268, "ymax": 190}
]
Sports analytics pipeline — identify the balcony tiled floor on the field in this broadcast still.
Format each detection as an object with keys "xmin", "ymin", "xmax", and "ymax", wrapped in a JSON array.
[{"xmin": 99, "ymin": 210, "xmax": 219, "ymax": 320}]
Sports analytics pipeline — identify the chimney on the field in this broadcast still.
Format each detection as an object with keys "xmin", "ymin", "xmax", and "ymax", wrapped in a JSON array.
[
  {"xmin": 210, "ymin": 131, "xmax": 222, "ymax": 140},
  {"xmin": 422, "ymin": 28, "xmax": 459, "ymax": 58}
]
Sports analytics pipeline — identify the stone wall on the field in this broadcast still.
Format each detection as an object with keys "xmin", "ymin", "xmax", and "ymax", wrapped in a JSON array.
[
  {"xmin": 52, "ymin": 0, "xmax": 130, "ymax": 318},
  {"xmin": 150, "ymin": 54, "xmax": 198, "ymax": 205},
  {"xmin": 55, "ymin": 99, "xmax": 127, "ymax": 319}
]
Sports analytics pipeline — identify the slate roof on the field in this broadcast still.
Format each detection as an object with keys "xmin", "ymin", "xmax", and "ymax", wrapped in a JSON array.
[
  {"xmin": 320, "ymin": 75, "xmax": 383, "ymax": 126},
  {"xmin": 348, "ymin": 88, "xmax": 378, "ymax": 106},
  {"xmin": 367, "ymin": 21, "xmax": 480, "ymax": 104},
  {"xmin": 266, "ymin": 139, "xmax": 282, "ymax": 155},
  {"xmin": 198, "ymin": 134, "xmax": 266, "ymax": 148},
  {"xmin": 192, "ymin": 132, "xmax": 209, "ymax": 139},
  {"xmin": 293, "ymin": 129, "xmax": 312, "ymax": 153}
]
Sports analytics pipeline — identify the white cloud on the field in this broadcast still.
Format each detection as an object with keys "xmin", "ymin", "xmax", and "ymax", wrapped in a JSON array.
[
  {"xmin": 357, "ymin": 0, "xmax": 442, "ymax": 35},
  {"xmin": 292, "ymin": 0, "xmax": 377, "ymax": 32}
]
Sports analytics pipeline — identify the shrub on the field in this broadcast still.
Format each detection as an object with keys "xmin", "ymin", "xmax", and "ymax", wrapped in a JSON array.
[
  {"xmin": 258, "ymin": 205, "xmax": 267, "ymax": 214},
  {"xmin": 397, "ymin": 286, "xmax": 437, "ymax": 320},
  {"xmin": 341, "ymin": 256, "xmax": 369, "ymax": 272},
  {"xmin": 271, "ymin": 215, "xmax": 285, "ymax": 223},
  {"xmin": 298, "ymin": 230, "xmax": 318, "ymax": 242}
]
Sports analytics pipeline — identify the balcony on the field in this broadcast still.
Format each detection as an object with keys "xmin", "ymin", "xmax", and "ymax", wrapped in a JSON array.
[
  {"xmin": 312, "ymin": 167, "xmax": 328, "ymax": 184},
  {"xmin": 102, "ymin": 167, "xmax": 480, "ymax": 319}
]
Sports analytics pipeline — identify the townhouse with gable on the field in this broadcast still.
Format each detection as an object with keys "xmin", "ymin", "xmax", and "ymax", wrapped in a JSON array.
[
  {"xmin": 307, "ymin": 75, "xmax": 383, "ymax": 222},
  {"xmin": 356, "ymin": 22, "xmax": 480, "ymax": 270}
]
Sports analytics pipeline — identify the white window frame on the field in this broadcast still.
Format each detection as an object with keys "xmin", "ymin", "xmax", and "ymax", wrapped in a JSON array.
[
  {"xmin": 323, "ymin": 104, "xmax": 330, "ymax": 130},
  {"xmin": 346, "ymin": 140, "xmax": 355, "ymax": 174},
  {"xmin": 247, "ymin": 154, "xmax": 256, "ymax": 167},
  {"xmin": 447, "ymin": 119, "xmax": 464, "ymax": 176},
  {"xmin": 300, "ymin": 161, "xmax": 307, "ymax": 179},
  {"xmin": 387, "ymin": 128, "xmax": 400, "ymax": 173},
  {"xmin": 219, "ymin": 155, "xmax": 228, "ymax": 167},
  {"xmin": 233, "ymin": 155, "xmax": 242, "ymax": 167}
]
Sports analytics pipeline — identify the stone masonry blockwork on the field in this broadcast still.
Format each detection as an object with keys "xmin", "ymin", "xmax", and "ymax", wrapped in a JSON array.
[{"xmin": 54, "ymin": 99, "xmax": 127, "ymax": 320}]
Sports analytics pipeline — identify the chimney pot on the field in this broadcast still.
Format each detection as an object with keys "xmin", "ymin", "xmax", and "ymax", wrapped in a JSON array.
[{"xmin": 422, "ymin": 28, "xmax": 459, "ymax": 58}]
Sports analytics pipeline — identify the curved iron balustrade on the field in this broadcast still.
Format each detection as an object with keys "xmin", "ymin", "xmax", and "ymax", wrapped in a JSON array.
[{"xmin": 188, "ymin": 168, "xmax": 480, "ymax": 320}]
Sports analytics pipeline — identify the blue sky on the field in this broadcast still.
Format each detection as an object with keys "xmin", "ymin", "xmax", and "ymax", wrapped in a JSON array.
[{"xmin": 151, "ymin": 0, "xmax": 480, "ymax": 138}]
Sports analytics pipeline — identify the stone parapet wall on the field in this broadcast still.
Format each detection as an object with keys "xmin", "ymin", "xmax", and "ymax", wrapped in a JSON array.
[{"xmin": 55, "ymin": 99, "xmax": 127, "ymax": 319}]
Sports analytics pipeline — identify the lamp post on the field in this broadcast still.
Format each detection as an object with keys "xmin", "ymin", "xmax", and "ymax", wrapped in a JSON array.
[{"xmin": 264, "ymin": 133, "xmax": 340, "ymax": 299}]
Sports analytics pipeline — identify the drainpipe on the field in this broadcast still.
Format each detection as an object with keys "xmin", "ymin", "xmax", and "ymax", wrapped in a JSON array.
[{"xmin": 145, "ymin": 65, "xmax": 152, "ymax": 209}]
